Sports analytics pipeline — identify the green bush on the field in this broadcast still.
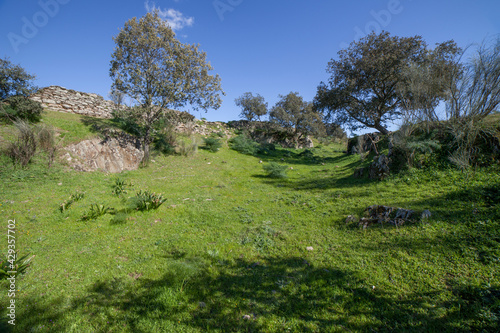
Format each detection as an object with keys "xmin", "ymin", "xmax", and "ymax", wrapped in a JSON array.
[
  {"xmin": 230, "ymin": 135, "xmax": 258, "ymax": 155},
  {"xmin": 2, "ymin": 96, "xmax": 43, "ymax": 122},
  {"xmin": 203, "ymin": 137, "xmax": 222, "ymax": 152},
  {"xmin": 263, "ymin": 162, "xmax": 288, "ymax": 178},
  {"xmin": 257, "ymin": 143, "xmax": 276, "ymax": 155}
]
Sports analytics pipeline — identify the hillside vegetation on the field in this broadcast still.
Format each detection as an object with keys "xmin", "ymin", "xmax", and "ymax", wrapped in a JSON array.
[{"xmin": 0, "ymin": 111, "xmax": 499, "ymax": 332}]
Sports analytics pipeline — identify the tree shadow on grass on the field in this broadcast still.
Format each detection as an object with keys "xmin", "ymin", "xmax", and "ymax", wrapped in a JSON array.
[
  {"xmin": 14, "ymin": 256, "xmax": 499, "ymax": 332},
  {"xmin": 254, "ymin": 149, "xmax": 356, "ymax": 168},
  {"xmin": 0, "ymin": 295, "xmax": 68, "ymax": 333}
]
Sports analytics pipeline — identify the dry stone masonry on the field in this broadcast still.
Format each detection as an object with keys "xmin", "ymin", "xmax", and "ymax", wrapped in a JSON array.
[{"xmin": 30, "ymin": 86, "xmax": 118, "ymax": 118}]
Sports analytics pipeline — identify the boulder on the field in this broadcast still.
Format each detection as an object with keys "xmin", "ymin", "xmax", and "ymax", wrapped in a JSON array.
[
  {"xmin": 64, "ymin": 137, "xmax": 144, "ymax": 173},
  {"xmin": 369, "ymin": 154, "xmax": 390, "ymax": 180},
  {"xmin": 359, "ymin": 205, "xmax": 415, "ymax": 228}
]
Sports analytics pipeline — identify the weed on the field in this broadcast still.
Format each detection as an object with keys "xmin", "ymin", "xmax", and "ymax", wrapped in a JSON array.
[
  {"xmin": 81, "ymin": 204, "xmax": 114, "ymax": 221},
  {"xmin": 0, "ymin": 252, "xmax": 35, "ymax": 279},
  {"xmin": 131, "ymin": 190, "xmax": 167, "ymax": 211},
  {"xmin": 58, "ymin": 191, "xmax": 85, "ymax": 212},
  {"xmin": 112, "ymin": 177, "xmax": 131, "ymax": 196}
]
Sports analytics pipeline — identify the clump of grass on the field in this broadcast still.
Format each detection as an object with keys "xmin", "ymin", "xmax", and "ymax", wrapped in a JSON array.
[
  {"xmin": 241, "ymin": 221, "xmax": 279, "ymax": 251},
  {"xmin": 80, "ymin": 204, "xmax": 114, "ymax": 221},
  {"xmin": 263, "ymin": 162, "xmax": 288, "ymax": 178},
  {"xmin": 175, "ymin": 136, "xmax": 199, "ymax": 157},
  {"xmin": 203, "ymin": 137, "xmax": 222, "ymax": 152},
  {"xmin": 131, "ymin": 190, "xmax": 167, "ymax": 211}
]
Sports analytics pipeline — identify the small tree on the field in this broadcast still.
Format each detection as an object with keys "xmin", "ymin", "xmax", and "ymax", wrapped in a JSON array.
[
  {"xmin": 270, "ymin": 92, "xmax": 324, "ymax": 148},
  {"xmin": 235, "ymin": 92, "xmax": 268, "ymax": 121},
  {"xmin": 108, "ymin": 89, "xmax": 125, "ymax": 109},
  {"xmin": 110, "ymin": 10, "xmax": 224, "ymax": 165}
]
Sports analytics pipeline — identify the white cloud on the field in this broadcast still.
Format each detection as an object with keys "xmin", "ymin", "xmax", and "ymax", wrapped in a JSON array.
[{"xmin": 144, "ymin": 1, "xmax": 194, "ymax": 31}]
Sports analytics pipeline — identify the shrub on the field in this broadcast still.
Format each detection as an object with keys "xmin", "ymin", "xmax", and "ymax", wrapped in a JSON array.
[
  {"xmin": 37, "ymin": 124, "xmax": 58, "ymax": 168},
  {"xmin": 263, "ymin": 162, "xmax": 288, "ymax": 178},
  {"xmin": 153, "ymin": 117, "xmax": 177, "ymax": 155},
  {"xmin": 175, "ymin": 136, "xmax": 199, "ymax": 157},
  {"xmin": 298, "ymin": 149, "xmax": 314, "ymax": 158},
  {"xmin": 2, "ymin": 96, "xmax": 43, "ymax": 122},
  {"xmin": 131, "ymin": 190, "xmax": 167, "ymax": 211},
  {"xmin": 203, "ymin": 137, "xmax": 222, "ymax": 152},
  {"xmin": 7, "ymin": 120, "xmax": 37, "ymax": 167},
  {"xmin": 230, "ymin": 134, "xmax": 258, "ymax": 155},
  {"xmin": 257, "ymin": 142, "xmax": 276, "ymax": 155}
]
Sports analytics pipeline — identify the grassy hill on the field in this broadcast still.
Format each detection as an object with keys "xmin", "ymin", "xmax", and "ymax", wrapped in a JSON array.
[{"xmin": 0, "ymin": 111, "xmax": 499, "ymax": 332}]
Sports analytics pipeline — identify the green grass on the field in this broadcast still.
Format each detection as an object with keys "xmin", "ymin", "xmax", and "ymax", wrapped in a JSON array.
[
  {"xmin": 0, "ymin": 112, "xmax": 499, "ymax": 332},
  {"xmin": 41, "ymin": 110, "xmax": 105, "ymax": 145}
]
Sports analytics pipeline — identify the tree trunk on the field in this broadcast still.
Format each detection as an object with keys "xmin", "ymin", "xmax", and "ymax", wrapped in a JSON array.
[{"xmin": 142, "ymin": 142, "xmax": 150, "ymax": 167}]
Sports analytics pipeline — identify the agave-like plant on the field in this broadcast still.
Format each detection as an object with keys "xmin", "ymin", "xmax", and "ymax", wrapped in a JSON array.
[{"xmin": 0, "ymin": 252, "xmax": 35, "ymax": 279}]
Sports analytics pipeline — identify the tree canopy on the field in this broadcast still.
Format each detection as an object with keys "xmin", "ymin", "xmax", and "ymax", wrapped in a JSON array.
[
  {"xmin": 109, "ymin": 10, "xmax": 224, "ymax": 163},
  {"xmin": 314, "ymin": 31, "xmax": 459, "ymax": 134},
  {"xmin": 270, "ymin": 92, "xmax": 324, "ymax": 146},
  {"xmin": 0, "ymin": 57, "xmax": 38, "ymax": 100},
  {"xmin": 235, "ymin": 92, "xmax": 268, "ymax": 121}
]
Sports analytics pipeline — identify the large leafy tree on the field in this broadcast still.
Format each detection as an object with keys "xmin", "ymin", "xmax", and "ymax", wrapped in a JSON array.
[
  {"xmin": 270, "ymin": 92, "xmax": 324, "ymax": 147},
  {"xmin": 110, "ymin": 10, "xmax": 224, "ymax": 163},
  {"xmin": 235, "ymin": 92, "xmax": 268, "ymax": 121},
  {"xmin": 315, "ymin": 31, "xmax": 458, "ymax": 135}
]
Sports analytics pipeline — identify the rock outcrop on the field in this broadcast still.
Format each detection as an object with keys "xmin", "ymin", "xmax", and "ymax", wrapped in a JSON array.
[
  {"xmin": 358, "ymin": 205, "xmax": 415, "ymax": 228},
  {"xmin": 63, "ymin": 137, "xmax": 144, "ymax": 173},
  {"xmin": 30, "ymin": 86, "xmax": 118, "ymax": 118}
]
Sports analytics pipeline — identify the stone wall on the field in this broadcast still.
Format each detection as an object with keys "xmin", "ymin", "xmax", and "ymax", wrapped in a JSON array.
[{"xmin": 30, "ymin": 85, "xmax": 117, "ymax": 118}]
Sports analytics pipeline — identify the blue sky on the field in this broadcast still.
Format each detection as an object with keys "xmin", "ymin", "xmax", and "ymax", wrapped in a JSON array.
[{"xmin": 0, "ymin": 0, "xmax": 499, "ymax": 128}]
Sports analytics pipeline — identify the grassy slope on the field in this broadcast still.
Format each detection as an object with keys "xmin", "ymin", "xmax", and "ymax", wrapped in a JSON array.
[{"xmin": 0, "ymin": 112, "xmax": 499, "ymax": 332}]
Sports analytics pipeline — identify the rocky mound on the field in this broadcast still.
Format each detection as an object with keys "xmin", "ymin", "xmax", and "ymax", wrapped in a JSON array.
[{"xmin": 63, "ymin": 137, "xmax": 143, "ymax": 173}]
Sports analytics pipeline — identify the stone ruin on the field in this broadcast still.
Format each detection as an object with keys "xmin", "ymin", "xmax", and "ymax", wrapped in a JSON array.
[{"xmin": 30, "ymin": 85, "xmax": 118, "ymax": 118}]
